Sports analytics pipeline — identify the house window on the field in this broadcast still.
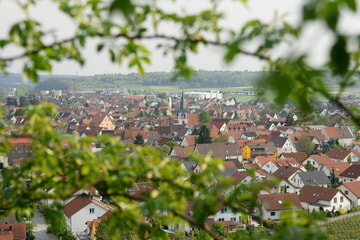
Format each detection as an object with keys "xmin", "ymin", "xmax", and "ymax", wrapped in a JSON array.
[
  {"xmin": 89, "ymin": 208, "xmax": 95, "ymax": 214},
  {"xmin": 230, "ymin": 217, "xmax": 237, "ymax": 222},
  {"xmin": 334, "ymin": 197, "xmax": 337, "ymax": 204},
  {"xmin": 221, "ymin": 208, "xmax": 227, "ymax": 213},
  {"xmin": 340, "ymin": 196, "xmax": 344, "ymax": 203},
  {"xmin": 270, "ymin": 212, "xmax": 275, "ymax": 216},
  {"xmin": 218, "ymin": 218, "xmax": 224, "ymax": 221},
  {"xmin": 345, "ymin": 190, "xmax": 349, "ymax": 195}
]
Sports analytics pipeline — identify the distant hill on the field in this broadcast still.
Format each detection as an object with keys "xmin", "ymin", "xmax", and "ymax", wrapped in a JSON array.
[
  {"xmin": 2, "ymin": 71, "xmax": 358, "ymax": 92},
  {"xmin": 32, "ymin": 71, "xmax": 265, "ymax": 91}
]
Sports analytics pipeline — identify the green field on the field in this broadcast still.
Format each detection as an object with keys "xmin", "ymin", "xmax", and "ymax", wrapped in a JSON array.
[{"xmin": 325, "ymin": 215, "xmax": 360, "ymax": 240}]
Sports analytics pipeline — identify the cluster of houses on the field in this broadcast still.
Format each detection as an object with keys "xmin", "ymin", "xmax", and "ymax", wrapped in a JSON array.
[{"xmin": 2, "ymin": 90, "xmax": 360, "ymax": 239}]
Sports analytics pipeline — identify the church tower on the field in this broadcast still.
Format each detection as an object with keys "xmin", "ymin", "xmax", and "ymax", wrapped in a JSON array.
[{"xmin": 177, "ymin": 91, "xmax": 188, "ymax": 124}]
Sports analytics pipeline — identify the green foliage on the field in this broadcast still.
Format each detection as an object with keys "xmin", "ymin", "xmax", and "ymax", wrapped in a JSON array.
[
  {"xmin": 133, "ymin": 133, "xmax": 145, "ymax": 145},
  {"xmin": 211, "ymin": 222, "xmax": 227, "ymax": 238},
  {"xmin": 3, "ymin": 0, "xmax": 360, "ymax": 239},
  {"xmin": 295, "ymin": 136, "xmax": 315, "ymax": 155},
  {"xmin": 43, "ymin": 204, "xmax": 69, "ymax": 236},
  {"xmin": 198, "ymin": 111, "xmax": 211, "ymax": 126},
  {"xmin": 197, "ymin": 125, "xmax": 212, "ymax": 144}
]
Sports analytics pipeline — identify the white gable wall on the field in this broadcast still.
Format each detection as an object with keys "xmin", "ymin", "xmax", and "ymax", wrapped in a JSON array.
[{"xmin": 66, "ymin": 202, "xmax": 108, "ymax": 235}]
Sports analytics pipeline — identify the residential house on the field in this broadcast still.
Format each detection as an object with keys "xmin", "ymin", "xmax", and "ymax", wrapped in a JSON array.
[
  {"xmin": 89, "ymin": 113, "xmax": 116, "ymax": 130},
  {"xmin": 0, "ymin": 223, "xmax": 27, "ymax": 240},
  {"xmin": 194, "ymin": 143, "xmax": 242, "ymax": 162},
  {"xmin": 170, "ymin": 146, "xmax": 195, "ymax": 158},
  {"xmin": 257, "ymin": 193, "xmax": 302, "ymax": 220},
  {"xmin": 245, "ymin": 141, "xmax": 277, "ymax": 159},
  {"xmin": 337, "ymin": 181, "xmax": 360, "ymax": 207},
  {"xmin": 280, "ymin": 152, "xmax": 308, "ymax": 165},
  {"xmin": 269, "ymin": 166, "xmax": 303, "ymax": 193},
  {"xmin": 180, "ymin": 135, "xmax": 198, "ymax": 147},
  {"xmin": 339, "ymin": 164, "xmax": 360, "ymax": 182},
  {"xmin": 336, "ymin": 126, "xmax": 355, "ymax": 147},
  {"xmin": 290, "ymin": 171, "xmax": 331, "ymax": 189},
  {"xmin": 261, "ymin": 158, "xmax": 304, "ymax": 175},
  {"xmin": 318, "ymin": 161, "xmax": 349, "ymax": 178},
  {"xmin": 302, "ymin": 154, "xmax": 333, "ymax": 171},
  {"xmin": 63, "ymin": 193, "xmax": 112, "ymax": 237},
  {"xmin": 326, "ymin": 149, "xmax": 360, "ymax": 163},
  {"xmin": 299, "ymin": 185, "xmax": 351, "ymax": 212},
  {"xmin": 252, "ymin": 155, "xmax": 277, "ymax": 167},
  {"xmin": 271, "ymin": 136, "xmax": 296, "ymax": 154}
]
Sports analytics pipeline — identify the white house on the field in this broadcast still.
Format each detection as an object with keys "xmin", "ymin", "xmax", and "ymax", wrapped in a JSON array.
[
  {"xmin": 299, "ymin": 185, "xmax": 351, "ymax": 212},
  {"xmin": 257, "ymin": 193, "xmax": 302, "ymax": 221},
  {"xmin": 63, "ymin": 194, "xmax": 112, "ymax": 237},
  {"xmin": 337, "ymin": 181, "xmax": 360, "ymax": 207}
]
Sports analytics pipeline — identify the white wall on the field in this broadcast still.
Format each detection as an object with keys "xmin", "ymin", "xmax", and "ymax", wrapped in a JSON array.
[{"xmin": 68, "ymin": 202, "xmax": 108, "ymax": 234}]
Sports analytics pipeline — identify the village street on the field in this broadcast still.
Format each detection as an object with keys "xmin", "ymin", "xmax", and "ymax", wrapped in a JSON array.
[{"xmin": 32, "ymin": 211, "xmax": 58, "ymax": 240}]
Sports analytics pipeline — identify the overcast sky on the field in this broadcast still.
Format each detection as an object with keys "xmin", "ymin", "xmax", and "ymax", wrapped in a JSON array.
[{"xmin": 0, "ymin": 0, "xmax": 311, "ymax": 76}]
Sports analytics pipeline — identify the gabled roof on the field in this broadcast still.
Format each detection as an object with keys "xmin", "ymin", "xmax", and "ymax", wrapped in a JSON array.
[
  {"xmin": 270, "ymin": 158, "xmax": 299, "ymax": 168},
  {"xmin": 182, "ymin": 135, "xmax": 198, "ymax": 146},
  {"xmin": 187, "ymin": 113, "xmax": 199, "ymax": 127},
  {"xmin": 320, "ymin": 162, "xmax": 349, "ymax": 177},
  {"xmin": 339, "ymin": 164, "xmax": 360, "ymax": 179},
  {"xmin": 305, "ymin": 154, "xmax": 333, "ymax": 165},
  {"xmin": 323, "ymin": 127, "xmax": 340, "ymax": 139},
  {"xmin": 171, "ymin": 146, "xmax": 195, "ymax": 157},
  {"xmin": 0, "ymin": 223, "xmax": 26, "ymax": 240},
  {"xmin": 195, "ymin": 142, "xmax": 241, "ymax": 159},
  {"xmin": 254, "ymin": 156, "xmax": 277, "ymax": 165},
  {"xmin": 281, "ymin": 152, "xmax": 308, "ymax": 164},
  {"xmin": 336, "ymin": 126, "xmax": 354, "ymax": 139},
  {"xmin": 338, "ymin": 181, "xmax": 360, "ymax": 197},
  {"xmin": 271, "ymin": 166, "xmax": 302, "ymax": 180},
  {"xmin": 270, "ymin": 136, "xmax": 288, "ymax": 148},
  {"xmin": 327, "ymin": 148, "xmax": 351, "ymax": 161},
  {"xmin": 258, "ymin": 193, "xmax": 302, "ymax": 211},
  {"xmin": 63, "ymin": 194, "xmax": 112, "ymax": 217},
  {"xmin": 231, "ymin": 171, "xmax": 250, "ymax": 181},
  {"xmin": 299, "ymin": 185, "xmax": 339, "ymax": 203},
  {"xmin": 296, "ymin": 171, "xmax": 331, "ymax": 186}
]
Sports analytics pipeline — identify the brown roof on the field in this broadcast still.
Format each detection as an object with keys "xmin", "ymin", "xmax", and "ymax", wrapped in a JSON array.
[
  {"xmin": 339, "ymin": 164, "xmax": 360, "ymax": 178},
  {"xmin": 305, "ymin": 154, "xmax": 333, "ymax": 165},
  {"xmin": 231, "ymin": 171, "xmax": 250, "ymax": 181},
  {"xmin": 195, "ymin": 142, "xmax": 241, "ymax": 159},
  {"xmin": 258, "ymin": 193, "xmax": 302, "ymax": 211},
  {"xmin": 0, "ymin": 223, "xmax": 26, "ymax": 240},
  {"xmin": 327, "ymin": 149, "xmax": 351, "ymax": 161},
  {"xmin": 339, "ymin": 181, "xmax": 360, "ymax": 197},
  {"xmin": 323, "ymin": 162, "xmax": 349, "ymax": 177},
  {"xmin": 171, "ymin": 146, "xmax": 195, "ymax": 157},
  {"xmin": 271, "ymin": 166, "xmax": 302, "ymax": 180},
  {"xmin": 299, "ymin": 185, "xmax": 339, "ymax": 203},
  {"xmin": 255, "ymin": 156, "xmax": 277, "ymax": 165},
  {"xmin": 182, "ymin": 135, "xmax": 197, "ymax": 146},
  {"xmin": 323, "ymin": 127, "xmax": 340, "ymax": 139},
  {"xmin": 187, "ymin": 113, "xmax": 199, "ymax": 127},
  {"xmin": 63, "ymin": 194, "xmax": 112, "ymax": 217},
  {"xmin": 281, "ymin": 152, "xmax": 308, "ymax": 164}
]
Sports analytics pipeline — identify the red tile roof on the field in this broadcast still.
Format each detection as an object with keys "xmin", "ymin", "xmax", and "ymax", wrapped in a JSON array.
[
  {"xmin": 339, "ymin": 181, "xmax": 360, "ymax": 197},
  {"xmin": 258, "ymin": 193, "xmax": 302, "ymax": 210},
  {"xmin": 0, "ymin": 223, "xmax": 26, "ymax": 240},
  {"xmin": 187, "ymin": 113, "xmax": 199, "ymax": 127},
  {"xmin": 64, "ymin": 194, "xmax": 112, "ymax": 217},
  {"xmin": 299, "ymin": 185, "xmax": 339, "ymax": 203}
]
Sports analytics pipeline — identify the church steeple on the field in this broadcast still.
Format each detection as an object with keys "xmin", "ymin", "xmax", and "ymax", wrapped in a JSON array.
[
  {"xmin": 177, "ymin": 91, "xmax": 188, "ymax": 124},
  {"xmin": 180, "ymin": 91, "xmax": 186, "ymax": 112}
]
